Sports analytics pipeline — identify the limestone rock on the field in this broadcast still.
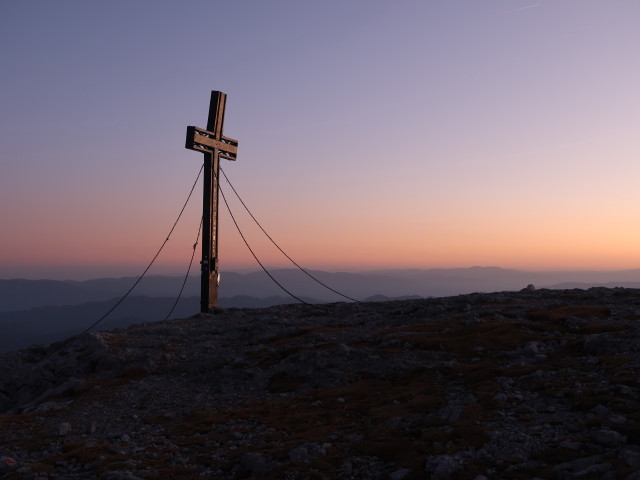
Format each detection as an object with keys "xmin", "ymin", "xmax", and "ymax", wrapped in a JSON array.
[
  {"xmin": 425, "ymin": 454, "xmax": 462, "ymax": 480},
  {"xmin": 57, "ymin": 422, "xmax": 72, "ymax": 436},
  {"xmin": 1, "ymin": 288, "xmax": 640, "ymax": 479}
]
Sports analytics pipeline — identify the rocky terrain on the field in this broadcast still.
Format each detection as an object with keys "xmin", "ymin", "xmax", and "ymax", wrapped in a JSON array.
[{"xmin": 2, "ymin": 287, "xmax": 640, "ymax": 479}]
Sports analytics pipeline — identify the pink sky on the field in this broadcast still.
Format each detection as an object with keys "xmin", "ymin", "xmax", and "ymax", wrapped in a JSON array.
[{"xmin": 1, "ymin": 1, "xmax": 640, "ymax": 279}]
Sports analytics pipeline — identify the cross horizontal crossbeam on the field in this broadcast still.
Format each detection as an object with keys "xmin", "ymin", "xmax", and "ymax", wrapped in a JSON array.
[{"xmin": 185, "ymin": 126, "xmax": 238, "ymax": 160}]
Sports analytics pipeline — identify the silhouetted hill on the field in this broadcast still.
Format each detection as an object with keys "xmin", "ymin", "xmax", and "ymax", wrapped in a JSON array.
[
  {"xmin": 364, "ymin": 294, "xmax": 423, "ymax": 302},
  {"xmin": 0, "ymin": 294, "xmax": 326, "ymax": 353},
  {"xmin": 5, "ymin": 267, "xmax": 640, "ymax": 313},
  {"xmin": 3, "ymin": 267, "xmax": 640, "ymax": 353},
  {"xmin": 219, "ymin": 295, "xmax": 322, "ymax": 309},
  {"xmin": 0, "ymin": 279, "xmax": 108, "ymax": 312},
  {"xmin": 546, "ymin": 281, "xmax": 640, "ymax": 290},
  {"xmin": 0, "ymin": 296, "xmax": 197, "ymax": 353},
  {"xmin": 0, "ymin": 276, "xmax": 202, "ymax": 312}
]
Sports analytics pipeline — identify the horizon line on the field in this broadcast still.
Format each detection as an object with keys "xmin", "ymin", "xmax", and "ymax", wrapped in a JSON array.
[{"xmin": 3, "ymin": 264, "xmax": 640, "ymax": 281}]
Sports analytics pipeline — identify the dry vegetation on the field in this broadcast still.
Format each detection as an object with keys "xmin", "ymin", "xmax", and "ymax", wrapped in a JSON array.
[{"xmin": 1, "ymin": 287, "xmax": 640, "ymax": 479}]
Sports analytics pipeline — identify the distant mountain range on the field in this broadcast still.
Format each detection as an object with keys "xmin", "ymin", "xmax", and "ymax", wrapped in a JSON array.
[
  {"xmin": 1, "ymin": 267, "xmax": 640, "ymax": 353},
  {"xmin": 5, "ymin": 267, "xmax": 640, "ymax": 311}
]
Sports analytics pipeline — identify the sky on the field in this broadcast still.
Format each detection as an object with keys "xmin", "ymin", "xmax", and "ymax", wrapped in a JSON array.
[{"xmin": 1, "ymin": 1, "xmax": 640, "ymax": 280}]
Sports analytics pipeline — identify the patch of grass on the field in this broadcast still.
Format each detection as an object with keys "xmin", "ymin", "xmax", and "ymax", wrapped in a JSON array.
[
  {"xmin": 452, "ymin": 361, "xmax": 501, "ymax": 404},
  {"xmin": 527, "ymin": 305, "xmax": 611, "ymax": 322},
  {"xmin": 393, "ymin": 320, "xmax": 546, "ymax": 363},
  {"xmin": 451, "ymin": 405, "xmax": 489, "ymax": 447},
  {"xmin": 47, "ymin": 440, "xmax": 115, "ymax": 472},
  {"xmin": 258, "ymin": 346, "xmax": 302, "ymax": 368},
  {"xmin": 263, "ymin": 327, "xmax": 346, "ymax": 347},
  {"xmin": 531, "ymin": 445, "xmax": 596, "ymax": 466},
  {"xmin": 28, "ymin": 463, "xmax": 53, "ymax": 473},
  {"xmin": 581, "ymin": 323, "xmax": 628, "ymax": 334},
  {"xmin": 268, "ymin": 372, "xmax": 306, "ymax": 393},
  {"xmin": 157, "ymin": 465, "xmax": 201, "ymax": 479}
]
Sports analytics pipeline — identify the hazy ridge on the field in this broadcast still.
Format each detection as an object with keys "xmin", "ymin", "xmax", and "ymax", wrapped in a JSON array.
[
  {"xmin": 5, "ymin": 266, "xmax": 640, "ymax": 311},
  {"xmin": 2, "ymin": 267, "xmax": 640, "ymax": 353}
]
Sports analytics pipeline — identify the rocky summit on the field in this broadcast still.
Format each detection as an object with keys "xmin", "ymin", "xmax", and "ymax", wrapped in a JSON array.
[{"xmin": 2, "ymin": 288, "xmax": 640, "ymax": 480}]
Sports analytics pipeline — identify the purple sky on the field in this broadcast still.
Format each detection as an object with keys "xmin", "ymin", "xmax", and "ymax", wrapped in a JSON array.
[{"xmin": 2, "ymin": 1, "xmax": 640, "ymax": 279}]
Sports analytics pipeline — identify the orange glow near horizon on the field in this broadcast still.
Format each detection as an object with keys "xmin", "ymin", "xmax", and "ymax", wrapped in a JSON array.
[
  {"xmin": 3, "ymin": 167, "xmax": 640, "ymax": 276},
  {"xmin": 2, "ymin": 2, "xmax": 640, "ymax": 279}
]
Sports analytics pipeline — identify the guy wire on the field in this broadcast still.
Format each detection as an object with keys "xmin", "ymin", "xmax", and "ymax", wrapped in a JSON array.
[{"xmin": 220, "ymin": 167, "xmax": 359, "ymax": 303}]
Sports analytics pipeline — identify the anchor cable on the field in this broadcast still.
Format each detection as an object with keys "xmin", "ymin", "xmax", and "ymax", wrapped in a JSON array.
[
  {"xmin": 78, "ymin": 164, "xmax": 204, "ymax": 335},
  {"xmin": 220, "ymin": 167, "xmax": 360, "ymax": 303},
  {"xmin": 163, "ymin": 216, "xmax": 203, "ymax": 321},
  {"xmin": 218, "ymin": 183, "xmax": 313, "ymax": 306}
]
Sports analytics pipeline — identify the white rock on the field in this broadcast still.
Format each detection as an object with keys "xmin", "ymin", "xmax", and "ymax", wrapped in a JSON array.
[
  {"xmin": 58, "ymin": 422, "xmax": 72, "ymax": 436},
  {"xmin": 593, "ymin": 429, "xmax": 627, "ymax": 447},
  {"xmin": 389, "ymin": 467, "xmax": 412, "ymax": 480}
]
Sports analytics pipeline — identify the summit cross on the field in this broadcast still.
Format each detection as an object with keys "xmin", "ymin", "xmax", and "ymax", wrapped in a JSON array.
[{"xmin": 185, "ymin": 91, "xmax": 239, "ymax": 313}]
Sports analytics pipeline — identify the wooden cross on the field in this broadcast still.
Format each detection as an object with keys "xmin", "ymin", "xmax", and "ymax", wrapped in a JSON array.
[{"xmin": 185, "ymin": 91, "xmax": 238, "ymax": 312}]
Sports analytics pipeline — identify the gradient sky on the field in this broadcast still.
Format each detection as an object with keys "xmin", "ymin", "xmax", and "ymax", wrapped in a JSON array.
[{"xmin": 1, "ymin": 1, "xmax": 640, "ymax": 279}]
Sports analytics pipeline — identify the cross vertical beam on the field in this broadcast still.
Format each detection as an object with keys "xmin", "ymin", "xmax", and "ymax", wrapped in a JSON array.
[{"xmin": 185, "ymin": 91, "xmax": 238, "ymax": 313}]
